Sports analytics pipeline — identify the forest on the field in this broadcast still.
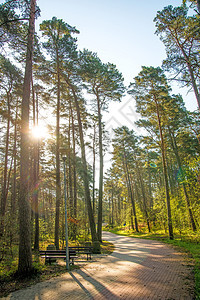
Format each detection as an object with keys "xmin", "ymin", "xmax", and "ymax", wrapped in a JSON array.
[{"xmin": 0, "ymin": 0, "xmax": 199, "ymax": 277}]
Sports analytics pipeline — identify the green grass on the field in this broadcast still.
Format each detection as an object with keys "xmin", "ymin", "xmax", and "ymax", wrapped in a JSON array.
[
  {"xmin": 101, "ymin": 240, "xmax": 115, "ymax": 254},
  {"xmin": 104, "ymin": 227, "xmax": 200, "ymax": 299},
  {"xmin": 0, "ymin": 239, "xmax": 114, "ymax": 297}
]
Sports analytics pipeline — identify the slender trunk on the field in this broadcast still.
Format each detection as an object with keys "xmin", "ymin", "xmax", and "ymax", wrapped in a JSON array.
[
  {"xmin": 168, "ymin": 126, "xmax": 197, "ymax": 231},
  {"xmin": 92, "ymin": 123, "xmax": 96, "ymax": 213},
  {"xmin": 69, "ymin": 84, "xmax": 97, "ymax": 241},
  {"xmin": 32, "ymin": 79, "xmax": 39, "ymax": 250},
  {"xmin": 55, "ymin": 49, "xmax": 61, "ymax": 250},
  {"xmin": 134, "ymin": 159, "xmax": 151, "ymax": 232},
  {"xmin": 155, "ymin": 99, "xmax": 173, "ymax": 240},
  {"xmin": 108, "ymin": 196, "xmax": 111, "ymax": 225},
  {"xmin": 122, "ymin": 141, "xmax": 139, "ymax": 232},
  {"xmin": 197, "ymin": 0, "xmax": 200, "ymax": 14},
  {"xmin": 111, "ymin": 187, "xmax": 114, "ymax": 226},
  {"xmin": 11, "ymin": 104, "xmax": 18, "ymax": 214},
  {"xmin": 97, "ymin": 94, "xmax": 103, "ymax": 242},
  {"xmin": 68, "ymin": 114, "xmax": 73, "ymax": 217},
  {"xmin": 129, "ymin": 175, "xmax": 139, "ymax": 232},
  {"xmin": 6, "ymin": 155, "xmax": 13, "ymax": 204},
  {"xmin": 18, "ymin": 0, "xmax": 36, "ymax": 274},
  {"xmin": 0, "ymin": 93, "xmax": 10, "ymax": 236},
  {"xmin": 172, "ymin": 32, "xmax": 200, "ymax": 111},
  {"xmin": 185, "ymin": 60, "xmax": 200, "ymax": 112},
  {"xmin": 130, "ymin": 183, "xmax": 139, "ymax": 232},
  {"xmin": 147, "ymin": 150, "xmax": 153, "ymax": 209},
  {"xmin": 71, "ymin": 105, "xmax": 77, "ymax": 239},
  {"xmin": 123, "ymin": 155, "xmax": 139, "ymax": 232},
  {"xmin": 130, "ymin": 210, "xmax": 134, "ymax": 230}
]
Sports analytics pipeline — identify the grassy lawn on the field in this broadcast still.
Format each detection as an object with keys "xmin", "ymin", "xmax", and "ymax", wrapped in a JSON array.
[
  {"xmin": 0, "ymin": 240, "xmax": 114, "ymax": 297},
  {"xmin": 104, "ymin": 227, "xmax": 200, "ymax": 299}
]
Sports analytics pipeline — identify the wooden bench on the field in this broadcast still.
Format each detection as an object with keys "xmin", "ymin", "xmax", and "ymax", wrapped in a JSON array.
[
  {"xmin": 68, "ymin": 246, "xmax": 92, "ymax": 260},
  {"xmin": 39, "ymin": 249, "xmax": 77, "ymax": 265}
]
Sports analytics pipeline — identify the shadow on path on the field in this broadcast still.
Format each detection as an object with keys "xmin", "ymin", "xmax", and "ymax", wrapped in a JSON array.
[
  {"xmin": 71, "ymin": 269, "xmax": 118, "ymax": 299},
  {"xmin": 69, "ymin": 272, "xmax": 94, "ymax": 299},
  {"xmin": 3, "ymin": 231, "xmax": 195, "ymax": 300}
]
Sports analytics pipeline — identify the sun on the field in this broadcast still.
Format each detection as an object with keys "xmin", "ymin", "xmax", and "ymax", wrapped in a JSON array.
[{"xmin": 31, "ymin": 125, "xmax": 49, "ymax": 139}]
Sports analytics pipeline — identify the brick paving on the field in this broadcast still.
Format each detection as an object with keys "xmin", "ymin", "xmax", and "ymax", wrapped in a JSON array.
[{"xmin": 2, "ymin": 232, "xmax": 195, "ymax": 300}]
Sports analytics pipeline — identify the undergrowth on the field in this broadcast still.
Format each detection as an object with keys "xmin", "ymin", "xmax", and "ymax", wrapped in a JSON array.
[{"xmin": 0, "ymin": 240, "xmax": 114, "ymax": 297}]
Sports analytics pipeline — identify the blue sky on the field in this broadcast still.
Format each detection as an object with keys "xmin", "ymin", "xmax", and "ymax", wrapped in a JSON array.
[
  {"xmin": 36, "ymin": 0, "xmax": 197, "ymax": 113},
  {"xmin": 34, "ymin": 0, "xmax": 198, "ymax": 166},
  {"xmin": 35, "ymin": 0, "xmax": 198, "ymax": 166}
]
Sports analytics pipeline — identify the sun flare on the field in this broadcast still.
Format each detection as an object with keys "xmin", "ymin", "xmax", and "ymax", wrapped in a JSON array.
[{"xmin": 31, "ymin": 125, "xmax": 49, "ymax": 139}]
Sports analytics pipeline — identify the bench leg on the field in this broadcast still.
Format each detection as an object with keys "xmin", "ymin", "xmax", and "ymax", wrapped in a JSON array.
[{"xmin": 45, "ymin": 258, "xmax": 50, "ymax": 265}]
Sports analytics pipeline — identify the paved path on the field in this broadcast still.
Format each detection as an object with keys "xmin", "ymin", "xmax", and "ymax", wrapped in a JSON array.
[{"xmin": 2, "ymin": 232, "xmax": 194, "ymax": 300}]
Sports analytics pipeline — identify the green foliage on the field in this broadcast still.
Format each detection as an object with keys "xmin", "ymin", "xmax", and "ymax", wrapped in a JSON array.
[
  {"xmin": 0, "ymin": 0, "xmax": 199, "ymax": 291},
  {"xmin": 79, "ymin": 49, "xmax": 125, "ymax": 109},
  {"xmin": 154, "ymin": 4, "xmax": 200, "ymax": 110}
]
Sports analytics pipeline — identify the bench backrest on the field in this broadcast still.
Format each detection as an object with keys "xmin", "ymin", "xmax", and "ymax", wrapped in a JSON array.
[
  {"xmin": 39, "ymin": 246, "xmax": 92, "ymax": 256},
  {"xmin": 39, "ymin": 249, "xmax": 76, "ymax": 256},
  {"xmin": 68, "ymin": 246, "xmax": 92, "ymax": 253}
]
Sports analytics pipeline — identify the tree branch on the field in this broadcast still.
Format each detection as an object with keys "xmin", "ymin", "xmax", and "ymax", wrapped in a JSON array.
[{"xmin": 0, "ymin": 18, "xmax": 29, "ymax": 26}]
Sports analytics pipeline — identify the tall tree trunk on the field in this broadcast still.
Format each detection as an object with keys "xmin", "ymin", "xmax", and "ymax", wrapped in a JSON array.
[
  {"xmin": 55, "ymin": 49, "xmax": 61, "ymax": 249},
  {"xmin": 11, "ymin": 103, "xmax": 18, "ymax": 214},
  {"xmin": 123, "ymin": 151, "xmax": 139, "ymax": 232},
  {"xmin": 69, "ymin": 83, "xmax": 97, "ymax": 241},
  {"xmin": 134, "ymin": 158, "xmax": 151, "ymax": 233},
  {"xmin": 168, "ymin": 126, "xmax": 197, "ymax": 231},
  {"xmin": 0, "ymin": 93, "xmax": 10, "ymax": 236},
  {"xmin": 111, "ymin": 187, "xmax": 114, "ymax": 226},
  {"xmin": 92, "ymin": 122, "xmax": 96, "ymax": 213},
  {"xmin": 71, "ymin": 104, "xmax": 77, "ymax": 239},
  {"xmin": 185, "ymin": 59, "xmax": 200, "ymax": 112},
  {"xmin": 155, "ymin": 99, "xmax": 174, "ymax": 240},
  {"xmin": 68, "ymin": 114, "xmax": 73, "ymax": 217},
  {"xmin": 129, "ymin": 175, "xmax": 139, "ymax": 232},
  {"xmin": 32, "ymin": 79, "xmax": 39, "ymax": 250},
  {"xmin": 147, "ymin": 150, "xmax": 154, "ymax": 210},
  {"xmin": 97, "ymin": 94, "xmax": 103, "ymax": 242},
  {"xmin": 130, "ymin": 209, "xmax": 134, "ymax": 230},
  {"xmin": 18, "ymin": 0, "xmax": 36, "ymax": 274},
  {"xmin": 197, "ymin": 0, "xmax": 200, "ymax": 14},
  {"xmin": 172, "ymin": 33, "xmax": 200, "ymax": 111},
  {"xmin": 108, "ymin": 196, "xmax": 111, "ymax": 225}
]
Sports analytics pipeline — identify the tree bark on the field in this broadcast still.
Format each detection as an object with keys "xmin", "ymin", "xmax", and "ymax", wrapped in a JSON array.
[
  {"xmin": 197, "ymin": 0, "xmax": 200, "ymax": 14},
  {"xmin": 168, "ymin": 126, "xmax": 197, "ymax": 231},
  {"xmin": 0, "ymin": 93, "xmax": 11, "ymax": 236},
  {"xmin": 32, "ymin": 79, "xmax": 39, "ymax": 250},
  {"xmin": 68, "ymin": 114, "xmax": 73, "ymax": 217},
  {"xmin": 185, "ymin": 59, "xmax": 200, "ymax": 112},
  {"xmin": 171, "ymin": 31, "xmax": 200, "ymax": 112},
  {"xmin": 130, "ymin": 182, "xmax": 139, "ymax": 232},
  {"xmin": 92, "ymin": 122, "xmax": 96, "ymax": 213},
  {"xmin": 18, "ymin": 0, "xmax": 36, "ymax": 274},
  {"xmin": 71, "ymin": 104, "xmax": 77, "ymax": 239},
  {"xmin": 155, "ymin": 99, "xmax": 174, "ymax": 240},
  {"xmin": 68, "ymin": 83, "xmax": 97, "ymax": 241},
  {"xmin": 134, "ymin": 159, "xmax": 151, "ymax": 233},
  {"xmin": 55, "ymin": 47, "xmax": 61, "ymax": 250},
  {"xmin": 11, "ymin": 103, "xmax": 18, "ymax": 214},
  {"xmin": 71, "ymin": 111, "xmax": 77, "ymax": 218},
  {"xmin": 97, "ymin": 93, "xmax": 103, "ymax": 242},
  {"xmin": 123, "ymin": 152, "xmax": 139, "ymax": 232},
  {"xmin": 111, "ymin": 187, "xmax": 114, "ymax": 226}
]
